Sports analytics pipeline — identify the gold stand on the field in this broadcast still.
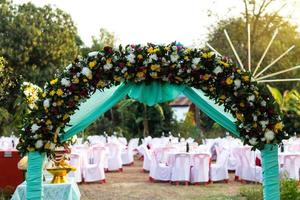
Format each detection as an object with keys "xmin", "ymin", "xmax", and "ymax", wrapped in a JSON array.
[{"xmin": 47, "ymin": 167, "xmax": 75, "ymax": 184}]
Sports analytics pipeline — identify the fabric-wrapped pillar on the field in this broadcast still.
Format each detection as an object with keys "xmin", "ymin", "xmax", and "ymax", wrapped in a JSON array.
[
  {"xmin": 26, "ymin": 152, "xmax": 45, "ymax": 200},
  {"xmin": 261, "ymin": 144, "xmax": 280, "ymax": 200}
]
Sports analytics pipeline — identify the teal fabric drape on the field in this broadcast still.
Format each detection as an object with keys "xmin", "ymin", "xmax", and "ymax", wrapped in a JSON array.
[
  {"xmin": 60, "ymin": 84, "xmax": 131, "ymax": 142},
  {"xmin": 127, "ymin": 82, "xmax": 185, "ymax": 106},
  {"xmin": 26, "ymin": 152, "xmax": 45, "ymax": 200},
  {"xmin": 261, "ymin": 144, "xmax": 280, "ymax": 200},
  {"xmin": 182, "ymin": 87, "xmax": 239, "ymax": 137}
]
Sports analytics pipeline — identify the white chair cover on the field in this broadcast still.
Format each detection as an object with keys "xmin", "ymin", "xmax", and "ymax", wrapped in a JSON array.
[
  {"xmin": 105, "ymin": 143, "xmax": 123, "ymax": 171},
  {"xmin": 190, "ymin": 153, "xmax": 210, "ymax": 183},
  {"xmin": 170, "ymin": 153, "xmax": 191, "ymax": 183}
]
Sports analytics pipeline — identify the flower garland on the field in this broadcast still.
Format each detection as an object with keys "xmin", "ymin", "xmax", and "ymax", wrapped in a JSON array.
[
  {"xmin": 17, "ymin": 42, "xmax": 287, "ymax": 156},
  {"xmin": 21, "ymin": 82, "xmax": 42, "ymax": 110}
]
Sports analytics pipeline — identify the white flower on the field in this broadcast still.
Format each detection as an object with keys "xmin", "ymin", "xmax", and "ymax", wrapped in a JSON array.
[
  {"xmin": 260, "ymin": 120, "xmax": 269, "ymax": 129},
  {"xmin": 35, "ymin": 140, "xmax": 43, "ymax": 149},
  {"xmin": 31, "ymin": 124, "xmax": 40, "ymax": 133},
  {"xmin": 261, "ymin": 100, "xmax": 267, "ymax": 107},
  {"xmin": 187, "ymin": 68, "xmax": 191, "ymax": 73},
  {"xmin": 172, "ymin": 46, "xmax": 177, "ymax": 51},
  {"xmin": 126, "ymin": 54, "xmax": 135, "ymax": 63},
  {"xmin": 264, "ymin": 130, "xmax": 275, "ymax": 142},
  {"xmin": 249, "ymin": 137, "xmax": 258, "ymax": 145},
  {"xmin": 149, "ymin": 54, "xmax": 158, "ymax": 62},
  {"xmin": 213, "ymin": 66, "xmax": 223, "ymax": 74},
  {"xmin": 170, "ymin": 54, "xmax": 179, "ymax": 62},
  {"xmin": 247, "ymin": 95, "xmax": 255, "ymax": 102},
  {"xmin": 121, "ymin": 67, "xmax": 128, "ymax": 73},
  {"xmin": 103, "ymin": 63, "xmax": 113, "ymax": 71},
  {"xmin": 66, "ymin": 64, "xmax": 72, "ymax": 71},
  {"xmin": 192, "ymin": 57, "xmax": 200, "ymax": 65},
  {"xmin": 81, "ymin": 67, "xmax": 92, "ymax": 77},
  {"xmin": 61, "ymin": 78, "xmax": 71, "ymax": 87},
  {"xmin": 234, "ymin": 79, "xmax": 241, "ymax": 88},
  {"xmin": 252, "ymin": 114, "xmax": 257, "ymax": 121},
  {"xmin": 50, "ymin": 142, "xmax": 56, "ymax": 150}
]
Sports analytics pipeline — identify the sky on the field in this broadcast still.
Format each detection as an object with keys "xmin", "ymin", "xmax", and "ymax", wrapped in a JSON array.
[{"xmin": 12, "ymin": 0, "xmax": 300, "ymax": 47}]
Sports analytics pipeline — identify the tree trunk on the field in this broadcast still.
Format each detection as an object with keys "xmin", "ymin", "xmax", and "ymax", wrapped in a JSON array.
[
  {"xmin": 194, "ymin": 106, "xmax": 205, "ymax": 139},
  {"xmin": 143, "ymin": 104, "xmax": 149, "ymax": 138}
]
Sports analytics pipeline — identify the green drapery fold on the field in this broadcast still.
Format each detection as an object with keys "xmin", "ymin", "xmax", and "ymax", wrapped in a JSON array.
[
  {"xmin": 60, "ymin": 84, "xmax": 131, "ymax": 142},
  {"xmin": 26, "ymin": 152, "xmax": 45, "ymax": 200},
  {"xmin": 182, "ymin": 87, "xmax": 239, "ymax": 137},
  {"xmin": 127, "ymin": 82, "xmax": 185, "ymax": 106},
  {"xmin": 261, "ymin": 144, "xmax": 280, "ymax": 200}
]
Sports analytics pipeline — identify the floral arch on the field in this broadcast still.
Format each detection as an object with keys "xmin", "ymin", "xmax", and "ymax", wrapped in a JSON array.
[{"xmin": 18, "ymin": 42, "xmax": 285, "ymax": 200}]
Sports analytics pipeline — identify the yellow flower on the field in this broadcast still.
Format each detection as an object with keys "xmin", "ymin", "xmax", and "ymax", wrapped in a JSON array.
[
  {"xmin": 72, "ymin": 78, "xmax": 79, "ymax": 84},
  {"xmin": 137, "ymin": 54, "xmax": 143, "ymax": 60},
  {"xmin": 83, "ymin": 78, "xmax": 88, "ymax": 82},
  {"xmin": 46, "ymin": 120, "xmax": 52, "ymax": 125},
  {"xmin": 226, "ymin": 77, "xmax": 233, "ymax": 85},
  {"xmin": 114, "ymin": 75, "xmax": 121, "ymax": 81},
  {"xmin": 136, "ymin": 71, "xmax": 145, "ymax": 78},
  {"xmin": 150, "ymin": 64, "xmax": 160, "ymax": 71},
  {"xmin": 218, "ymin": 61, "xmax": 229, "ymax": 68},
  {"xmin": 148, "ymin": 47, "xmax": 159, "ymax": 54},
  {"xmin": 237, "ymin": 69, "xmax": 241, "ymax": 74},
  {"xmin": 50, "ymin": 78, "xmax": 58, "ymax": 85},
  {"xmin": 97, "ymin": 80, "xmax": 106, "ymax": 88},
  {"xmin": 239, "ymin": 102, "xmax": 245, "ymax": 108},
  {"xmin": 185, "ymin": 48, "xmax": 192, "ymax": 54},
  {"xmin": 42, "ymin": 93, "xmax": 47, "ymax": 98},
  {"xmin": 274, "ymin": 122, "xmax": 284, "ymax": 133},
  {"xmin": 164, "ymin": 46, "xmax": 170, "ymax": 51},
  {"xmin": 89, "ymin": 60, "xmax": 97, "ymax": 68},
  {"xmin": 242, "ymin": 75, "xmax": 250, "ymax": 82},
  {"xmin": 56, "ymin": 89, "xmax": 63, "ymax": 96},
  {"xmin": 56, "ymin": 100, "xmax": 64, "ymax": 106},
  {"xmin": 74, "ymin": 96, "xmax": 79, "ymax": 101},
  {"xmin": 184, "ymin": 56, "xmax": 189, "ymax": 61},
  {"xmin": 175, "ymin": 76, "xmax": 183, "ymax": 82},
  {"xmin": 27, "ymin": 147, "xmax": 35, "ymax": 152},
  {"xmin": 202, "ymin": 52, "xmax": 214, "ymax": 59},
  {"xmin": 203, "ymin": 74, "xmax": 210, "ymax": 81},
  {"xmin": 253, "ymin": 122, "xmax": 258, "ymax": 128},
  {"xmin": 219, "ymin": 95, "xmax": 226, "ymax": 101},
  {"xmin": 127, "ymin": 62, "xmax": 132, "ymax": 67},
  {"xmin": 63, "ymin": 114, "xmax": 69, "ymax": 121},
  {"xmin": 49, "ymin": 90, "xmax": 56, "ymax": 96},
  {"xmin": 150, "ymin": 72, "xmax": 158, "ymax": 79},
  {"xmin": 236, "ymin": 112, "xmax": 244, "ymax": 121},
  {"xmin": 44, "ymin": 142, "xmax": 51, "ymax": 149}
]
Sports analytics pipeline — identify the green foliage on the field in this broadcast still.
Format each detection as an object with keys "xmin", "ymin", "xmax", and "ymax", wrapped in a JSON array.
[
  {"xmin": 207, "ymin": 14, "xmax": 300, "ymax": 92},
  {"xmin": 280, "ymin": 179, "xmax": 300, "ymax": 200},
  {"xmin": 268, "ymin": 85, "xmax": 300, "ymax": 135},
  {"xmin": 0, "ymin": 0, "xmax": 80, "ymax": 85}
]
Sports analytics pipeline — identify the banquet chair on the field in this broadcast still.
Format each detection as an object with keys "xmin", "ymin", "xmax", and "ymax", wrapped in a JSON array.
[
  {"xmin": 128, "ymin": 138, "xmax": 139, "ymax": 155},
  {"xmin": 68, "ymin": 153, "xmax": 82, "ymax": 183},
  {"xmin": 149, "ymin": 151, "xmax": 171, "ymax": 182},
  {"xmin": 170, "ymin": 153, "xmax": 191, "ymax": 185},
  {"xmin": 239, "ymin": 149, "xmax": 262, "ymax": 183},
  {"xmin": 121, "ymin": 146, "xmax": 134, "ymax": 165},
  {"xmin": 210, "ymin": 149, "xmax": 230, "ymax": 183},
  {"xmin": 190, "ymin": 153, "xmax": 210, "ymax": 185},
  {"xmin": 141, "ymin": 145, "xmax": 152, "ymax": 171},
  {"xmin": 106, "ymin": 143, "xmax": 123, "ymax": 171},
  {"xmin": 280, "ymin": 154, "xmax": 300, "ymax": 181},
  {"xmin": 91, "ymin": 145, "xmax": 108, "ymax": 170},
  {"xmin": 82, "ymin": 148, "xmax": 106, "ymax": 183}
]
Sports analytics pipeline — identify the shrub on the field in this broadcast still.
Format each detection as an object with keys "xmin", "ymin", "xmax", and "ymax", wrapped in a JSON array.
[
  {"xmin": 240, "ymin": 186, "xmax": 263, "ymax": 200},
  {"xmin": 280, "ymin": 179, "xmax": 300, "ymax": 200}
]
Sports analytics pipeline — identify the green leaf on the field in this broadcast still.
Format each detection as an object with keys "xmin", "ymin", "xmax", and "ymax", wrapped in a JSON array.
[{"xmin": 267, "ymin": 85, "xmax": 283, "ymax": 106}]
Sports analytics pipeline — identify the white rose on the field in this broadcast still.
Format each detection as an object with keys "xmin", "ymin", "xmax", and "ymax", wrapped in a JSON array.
[
  {"xmin": 35, "ymin": 140, "xmax": 43, "ymax": 149},
  {"xmin": 149, "ymin": 54, "xmax": 158, "ymax": 62},
  {"xmin": 234, "ymin": 79, "xmax": 241, "ymax": 88},
  {"xmin": 81, "ymin": 67, "xmax": 92, "ymax": 77},
  {"xmin": 170, "ymin": 54, "xmax": 179, "ymax": 62},
  {"xmin": 61, "ymin": 78, "xmax": 71, "ymax": 87},
  {"xmin": 261, "ymin": 100, "xmax": 267, "ymax": 107},
  {"xmin": 126, "ymin": 54, "xmax": 135, "ymax": 63},
  {"xmin": 103, "ymin": 63, "xmax": 113, "ymax": 71},
  {"xmin": 249, "ymin": 137, "xmax": 258, "ymax": 145},
  {"xmin": 121, "ymin": 67, "xmax": 127, "ymax": 73},
  {"xmin": 247, "ymin": 95, "xmax": 255, "ymax": 102},
  {"xmin": 31, "ymin": 124, "xmax": 40, "ymax": 133},
  {"xmin": 260, "ymin": 120, "xmax": 269, "ymax": 129},
  {"xmin": 213, "ymin": 66, "xmax": 223, "ymax": 74},
  {"xmin": 192, "ymin": 57, "xmax": 200, "ymax": 65},
  {"xmin": 264, "ymin": 130, "xmax": 275, "ymax": 142}
]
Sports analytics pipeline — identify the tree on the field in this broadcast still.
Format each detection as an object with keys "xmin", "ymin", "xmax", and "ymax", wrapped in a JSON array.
[
  {"xmin": 0, "ymin": 0, "xmax": 80, "ymax": 85},
  {"xmin": 207, "ymin": 0, "xmax": 300, "ymax": 92},
  {"xmin": 80, "ymin": 28, "xmax": 115, "ymax": 57}
]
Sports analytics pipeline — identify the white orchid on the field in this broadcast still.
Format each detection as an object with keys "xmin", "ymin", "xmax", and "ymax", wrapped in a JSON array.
[
  {"xmin": 249, "ymin": 137, "xmax": 258, "ymax": 145},
  {"xmin": 260, "ymin": 100, "xmax": 267, "ymax": 107},
  {"xmin": 81, "ymin": 67, "xmax": 92, "ymax": 77},
  {"xmin": 192, "ymin": 57, "xmax": 201, "ymax": 65},
  {"xmin": 234, "ymin": 79, "xmax": 241, "ymax": 89},
  {"xmin": 149, "ymin": 54, "xmax": 158, "ymax": 62},
  {"xmin": 247, "ymin": 95, "xmax": 255, "ymax": 102},
  {"xmin": 170, "ymin": 54, "xmax": 179, "ymax": 62},
  {"xmin": 126, "ymin": 54, "xmax": 135, "ymax": 63},
  {"xmin": 260, "ymin": 120, "xmax": 269, "ymax": 129}
]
